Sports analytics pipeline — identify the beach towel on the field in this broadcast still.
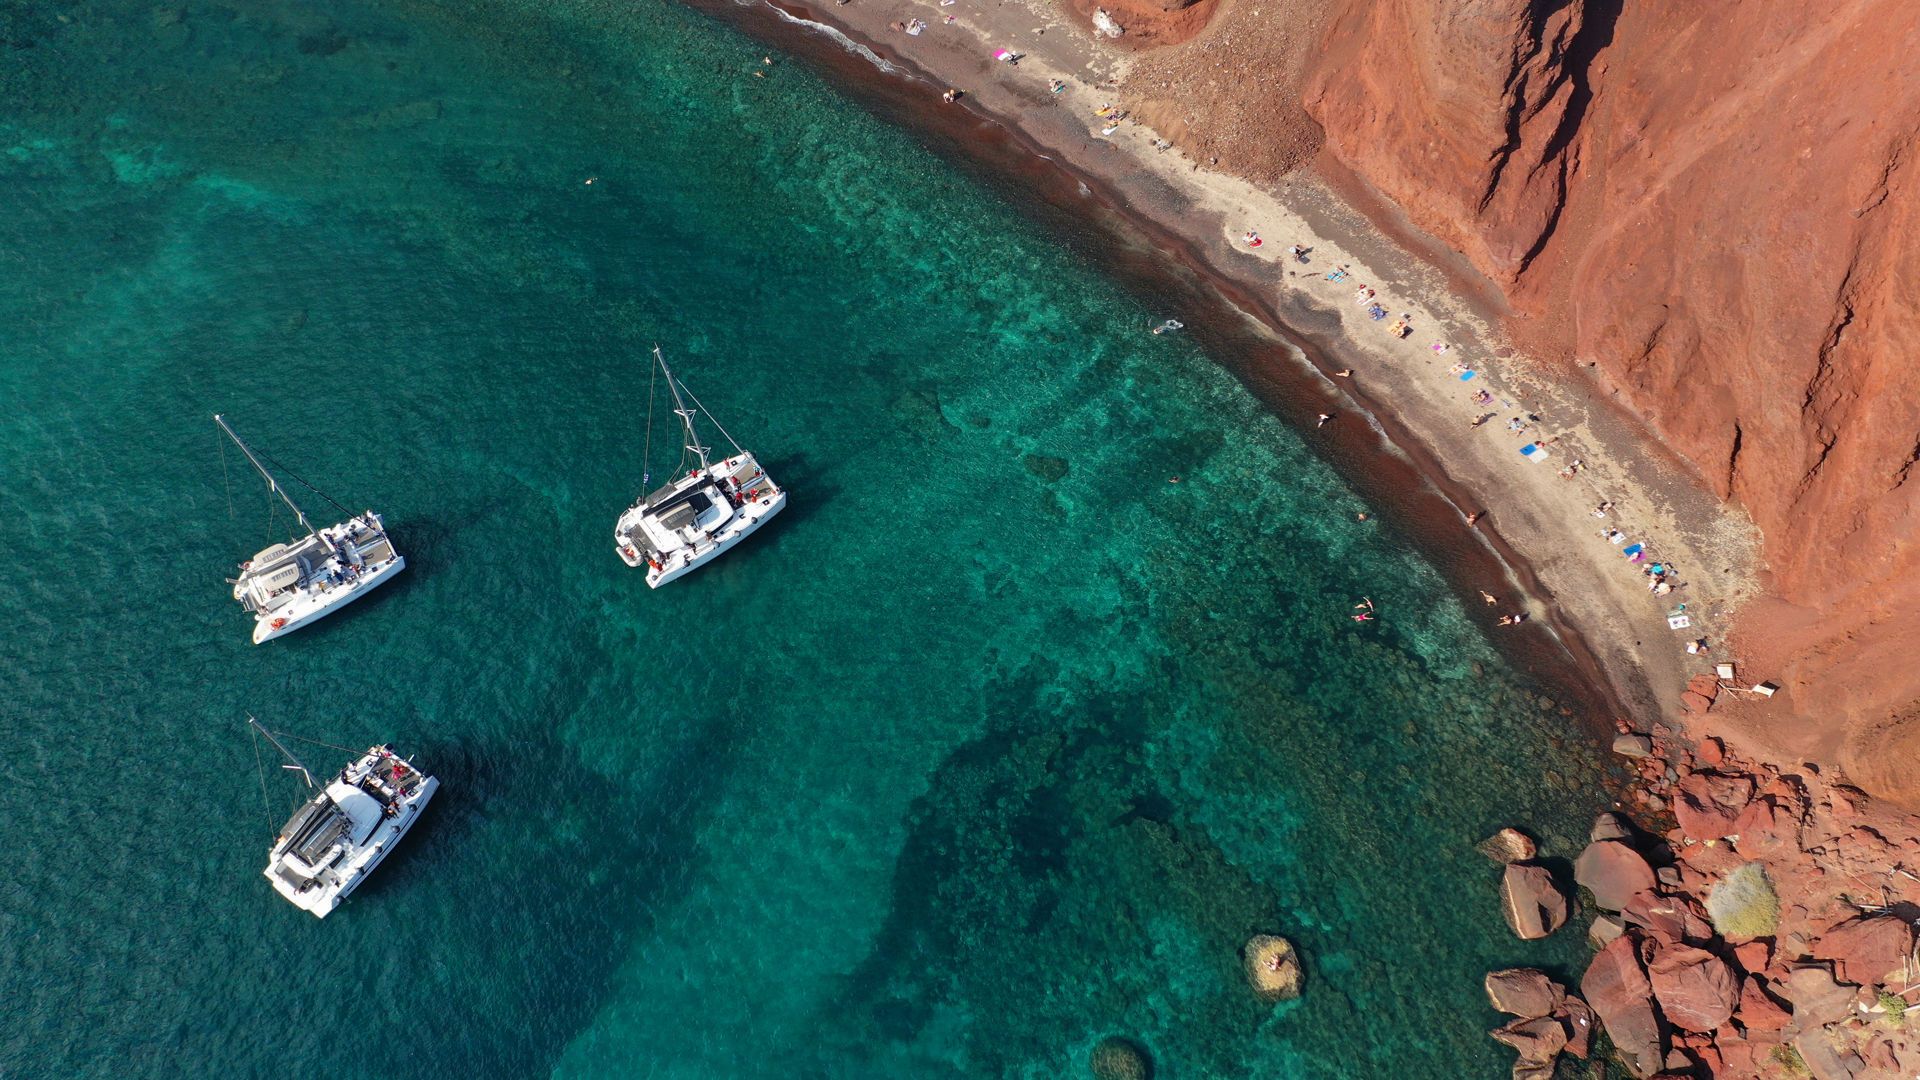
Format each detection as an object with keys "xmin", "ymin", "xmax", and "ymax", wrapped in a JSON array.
[
  {"xmin": 1621, "ymin": 543, "xmax": 1643, "ymax": 558},
  {"xmin": 1668, "ymin": 615, "xmax": 1692, "ymax": 630},
  {"xmin": 1459, "ymin": 370, "xmax": 1476, "ymax": 381},
  {"xmin": 1519, "ymin": 443, "xmax": 1550, "ymax": 461}
]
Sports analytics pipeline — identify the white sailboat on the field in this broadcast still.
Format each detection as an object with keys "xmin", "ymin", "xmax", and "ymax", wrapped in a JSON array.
[
  {"xmin": 614, "ymin": 346, "xmax": 786, "ymax": 587},
  {"xmin": 250, "ymin": 717, "xmax": 438, "ymax": 919},
  {"xmin": 215, "ymin": 414, "xmax": 405, "ymax": 643}
]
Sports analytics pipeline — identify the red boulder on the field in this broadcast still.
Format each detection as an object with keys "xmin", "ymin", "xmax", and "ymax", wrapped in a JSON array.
[
  {"xmin": 1484, "ymin": 968, "xmax": 1565, "ymax": 1017},
  {"xmin": 1501, "ymin": 863, "xmax": 1569, "ymax": 940},
  {"xmin": 1811, "ymin": 914, "xmax": 1916, "ymax": 988},
  {"xmin": 1647, "ymin": 944, "xmax": 1738, "ymax": 1032},
  {"xmin": 1574, "ymin": 840, "xmax": 1657, "ymax": 912},
  {"xmin": 1581, "ymin": 934, "xmax": 1665, "ymax": 1077},
  {"xmin": 1735, "ymin": 977, "xmax": 1790, "ymax": 1034}
]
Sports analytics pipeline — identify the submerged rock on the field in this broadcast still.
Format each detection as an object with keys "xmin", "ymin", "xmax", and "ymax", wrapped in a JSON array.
[
  {"xmin": 1088, "ymin": 1036, "xmax": 1152, "ymax": 1080},
  {"xmin": 1476, "ymin": 827, "xmax": 1537, "ymax": 864},
  {"xmin": 1243, "ymin": 935, "xmax": 1304, "ymax": 1001}
]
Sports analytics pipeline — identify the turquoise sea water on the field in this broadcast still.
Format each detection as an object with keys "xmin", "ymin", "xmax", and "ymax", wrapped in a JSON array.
[{"xmin": 0, "ymin": 2, "xmax": 1618, "ymax": 1076}]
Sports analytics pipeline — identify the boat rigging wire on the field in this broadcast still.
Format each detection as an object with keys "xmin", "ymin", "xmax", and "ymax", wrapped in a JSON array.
[
  {"xmin": 219, "ymin": 426, "xmax": 236, "ymax": 520},
  {"xmin": 248, "ymin": 442, "xmax": 355, "ymax": 522},
  {"xmin": 641, "ymin": 346, "xmax": 659, "ymax": 504},
  {"xmin": 676, "ymin": 379, "xmax": 746, "ymax": 457},
  {"xmin": 251, "ymin": 723, "xmax": 274, "ymax": 835}
]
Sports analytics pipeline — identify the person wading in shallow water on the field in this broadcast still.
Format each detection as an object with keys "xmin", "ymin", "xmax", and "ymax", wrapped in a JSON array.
[{"xmin": 1316, "ymin": 412, "xmax": 1333, "ymax": 429}]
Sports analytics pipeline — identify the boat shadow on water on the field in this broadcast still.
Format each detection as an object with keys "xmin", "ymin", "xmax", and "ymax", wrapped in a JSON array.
[{"xmin": 748, "ymin": 450, "xmax": 836, "ymax": 538}]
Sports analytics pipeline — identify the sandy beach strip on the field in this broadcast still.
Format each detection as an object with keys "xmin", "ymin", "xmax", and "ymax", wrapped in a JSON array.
[{"xmin": 686, "ymin": 0, "xmax": 1761, "ymax": 733}]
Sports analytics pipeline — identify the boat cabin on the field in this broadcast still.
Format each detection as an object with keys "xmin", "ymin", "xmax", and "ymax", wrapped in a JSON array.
[{"xmin": 638, "ymin": 484, "xmax": 734, "ymax": 551}]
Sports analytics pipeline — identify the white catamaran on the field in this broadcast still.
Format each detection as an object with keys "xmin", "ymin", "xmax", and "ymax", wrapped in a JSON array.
[
  {"xmin": 215, "ymin": 414, "xmax": 405, "ymax": 644},
  {"xmin": 615, "ymin": 346, "xmax": 786, "ymax": 587},
  {"xmin": 251, "ymin": 717, "xmax": 438, "ymax": 918}
]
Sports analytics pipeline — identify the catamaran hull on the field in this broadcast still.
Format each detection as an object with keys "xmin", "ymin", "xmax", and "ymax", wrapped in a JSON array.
[
  {"xmin": 268, "ymin": 776, "xmax": 439, "ymax": 918},
  {"xmin": 252, "ymin": 556, "xmax": 406, "ymax": 644},
  {"xmin": 647, "ymin": 492, "xmax": 786, "ymax": 588}
]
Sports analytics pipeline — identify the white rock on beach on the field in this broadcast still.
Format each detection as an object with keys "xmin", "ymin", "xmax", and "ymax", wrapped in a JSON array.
[{"xmin": 1092, "ymin": 9, "xmax": 1124, "ymax": 38}]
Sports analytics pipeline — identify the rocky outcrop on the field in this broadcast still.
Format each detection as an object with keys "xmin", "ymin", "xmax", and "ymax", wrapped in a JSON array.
[
  {"xmin": 1500, "ymin": 863, "xmax": 1568, "ymax": 940},
  {"xmin": 1298, "ymin": 0, "xmax": 1920, "ymax": 794},
  {"xmin": 1671, "ymin": 773, "xmax": 1753, "ymax": 843},
  {"xmin": 1483, "ymin": 968, "xmax": 1595, "ymax": 1077},
  {"xmin": 1242, "ymin": 935, "xmax": 1305, "ymax": 1001}
]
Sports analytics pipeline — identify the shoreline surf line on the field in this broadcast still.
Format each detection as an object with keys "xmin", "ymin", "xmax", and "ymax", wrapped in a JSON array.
[{"xmin": 685, "ymin": 0, "xmax": 1645, "ymax": 748}]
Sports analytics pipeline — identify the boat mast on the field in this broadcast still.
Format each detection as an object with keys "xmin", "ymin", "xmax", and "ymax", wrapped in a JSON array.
[
  {"xmin": 214, "ymin": 414, "xmax": 315, "ymax": 537},
  {"xmin": 654, "ymin": 346, "xmax": 712, "ymax": 473},
  {"xmin": 248, "ymin": 716, "xmax": 316, "ymax": 790}
]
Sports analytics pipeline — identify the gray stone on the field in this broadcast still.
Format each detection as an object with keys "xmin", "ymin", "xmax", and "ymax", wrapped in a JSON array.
[{"xmin": 1613, "ymin": 734, "xmax": 1654, "ymax": 758}]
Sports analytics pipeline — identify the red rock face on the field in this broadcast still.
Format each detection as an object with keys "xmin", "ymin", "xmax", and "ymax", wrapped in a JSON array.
[{"xmin": 1302, "ymin": 0, "xmax": 1920, "ymax": 796}]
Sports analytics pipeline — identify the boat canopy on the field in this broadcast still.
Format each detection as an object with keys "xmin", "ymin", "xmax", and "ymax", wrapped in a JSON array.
[
  {"xmin": 252, "ymin": 563, "xmax": 302, "ymax": 594},
  {"xmin": 250, "ymin": 542, "xmax": 294, "ymax": 567}
]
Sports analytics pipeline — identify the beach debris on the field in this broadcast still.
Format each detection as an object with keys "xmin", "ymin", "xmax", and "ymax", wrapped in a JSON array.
[
  {"xmin": 1088, "ymin": 1036, "xmax": 1152, "ymax": 1080},
  {"xmin": 1500, "ymin": 863, "xmax": 1569, "ymax": 940},
  {"xmin": 1574, "ymin": 839, "xmax": 1657, "ymax": 912},
  {"xmin": 1477, "ymin": 827, "xmax": 1537, "ymax": 864},
  {"xmin": 1091, "ymin": 8, "xmax": 1125, "ymax": 37},
  {"xmin": 1243, "ymin": 935, "xmax": 1304, "ymax": 1001}
]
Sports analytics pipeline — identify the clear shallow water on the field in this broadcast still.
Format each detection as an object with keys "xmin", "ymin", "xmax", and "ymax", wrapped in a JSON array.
[{"xmin": 0, "ymin": 1, "xmax": 1614, "ymax": 1076}]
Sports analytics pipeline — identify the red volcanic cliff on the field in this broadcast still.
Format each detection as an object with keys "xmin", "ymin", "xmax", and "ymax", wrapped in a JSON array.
[{"xmin": 1297, "ymin": 0, "xmax": 1920, "ymax": 799}]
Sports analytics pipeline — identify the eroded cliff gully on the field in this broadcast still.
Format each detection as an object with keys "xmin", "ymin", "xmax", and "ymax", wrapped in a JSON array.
[{"xmin": 1102, "ymin": 0, "xmax": 1920, "ymax": 800}]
